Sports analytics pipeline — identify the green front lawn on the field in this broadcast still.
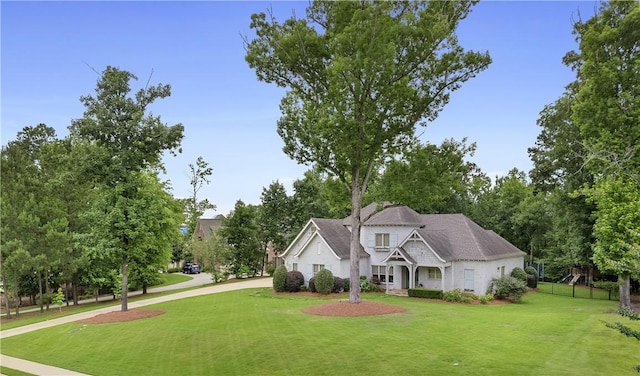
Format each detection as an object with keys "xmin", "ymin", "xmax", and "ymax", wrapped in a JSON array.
[{"xmin": 1, "ymin": 290, "xmax": 638, "ymax": 375}]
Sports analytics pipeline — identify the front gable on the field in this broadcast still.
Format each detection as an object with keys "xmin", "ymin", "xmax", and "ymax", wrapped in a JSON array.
[{"xmin": 397, "ymin": 231, "xmax": 447, "ymax": 266}]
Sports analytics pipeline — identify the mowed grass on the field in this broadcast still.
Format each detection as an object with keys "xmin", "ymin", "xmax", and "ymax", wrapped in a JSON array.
[
  {"xmin": 1, "ymin": 289, "xmax": 638, "ymax": 376},
  {"xmin": 537, "ymin": 282, "xmax": 616, "ymax": 300}
]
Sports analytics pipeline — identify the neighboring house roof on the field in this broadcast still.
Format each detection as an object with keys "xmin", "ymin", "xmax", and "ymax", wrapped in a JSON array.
[
  {"xmin": 312, "ymin": 218, "xmax": 369, "ymax": 259},
  {"xmin": 195, "ymin": 214, "xmax": 225, "ymax": 239},
  {"xmin": 415, "ymin": 214, "xmax": 525, "ymax": 261}
]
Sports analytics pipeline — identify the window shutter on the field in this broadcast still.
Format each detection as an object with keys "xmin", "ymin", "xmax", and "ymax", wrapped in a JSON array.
[
  {"xmin": 367, "ymin": 233, "xmax": 375, "ymax": 247},
  {"xmin": 390, "ymin": 234, "xmax": 398, "ymax": 248}
]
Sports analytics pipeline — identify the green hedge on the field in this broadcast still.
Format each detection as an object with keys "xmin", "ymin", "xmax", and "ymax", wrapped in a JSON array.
[{"xmin": 408, "ymin": 288, "xmax": 443, "ymax": 299}]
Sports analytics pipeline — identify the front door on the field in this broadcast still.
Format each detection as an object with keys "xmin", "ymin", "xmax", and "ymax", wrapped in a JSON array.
[
  {"xmin": 464, "ymin": 269, "xmax": 474, "ymax": 291},
  {"xmin": 402, "ymin": 266, "xmax": 409, "ymax": 289}
]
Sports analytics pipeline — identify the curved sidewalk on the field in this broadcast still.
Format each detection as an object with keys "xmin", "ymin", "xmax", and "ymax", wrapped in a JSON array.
[{"xmin": 1, "ymin": 277, "xmax": 273, "ymax": 375}]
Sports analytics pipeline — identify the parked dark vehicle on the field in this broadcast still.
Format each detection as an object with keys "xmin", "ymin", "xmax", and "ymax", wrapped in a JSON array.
[{"xmin": 183, "ymin": 263, "xmax": 201, "ymax": 274}]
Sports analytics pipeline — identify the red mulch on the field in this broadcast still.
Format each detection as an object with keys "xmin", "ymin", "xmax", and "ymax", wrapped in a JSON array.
[
  {"xmin": 77, "ymin": 309, "xmax": 165, "ymax": 324},
  {"xmin": 303, "ymin": 299, "xmax": 406, "ymax": 317}
]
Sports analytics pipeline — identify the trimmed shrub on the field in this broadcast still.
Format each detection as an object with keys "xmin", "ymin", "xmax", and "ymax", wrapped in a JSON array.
[
  {"xmin": 299, "ymin": 285, "xmax": 308, "ymax": 292},
  {"xmin": 332, "ymin": 276, "xmax": 344, "ymax": 293},
  {"xmin": 285, "ymin": 270, "xmax": 305, "ymax": 292},
  {"xmin": 492, "ymin": 276, "xmax": 527, "ymax": 302},
  {"xmin": 443, "ymin": 289, "xmax": 476, "ymax": 303},
  {"xmin": 273, "ymin": 265, "xmax": 287, "ymax": 292},
  {"xmin": 524, "ymin": 266, "xmax": 538, "ymax": 279},
  {"xmin": 510, "ymin": 267, "xmax": 528, "ymax": 283},
  {"xmin": 315, "ymin": 269, "xmax": 334, "ymax": 294},
  {"xmin": 342, "ymin": 277, "xmax": 350, "ymax": 292},
  {"xmin": 308, "ymin": 277, "xmax": 317, "ymax": 293},
  {"xmin": 526, "ymin": 274, "xmax": 538, "ymax": 288},
  {"xmin": 408, "ymin": 288, "xmax": 443, "ymax": 299}
]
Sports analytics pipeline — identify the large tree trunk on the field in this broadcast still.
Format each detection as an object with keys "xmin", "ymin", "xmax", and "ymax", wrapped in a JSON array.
[
  {"xmin": 121, "ymin": 254, "xmax": 128, "ymax": 312},
  {"xmin": 44, "ymin": 269, "xmax": 50, "ymax": 311},
  {"xmin": 38, "ymin": 272, "xmax": 44, "ymax": 313},
  {"xmin": 619, "ymin": 274, "xmax": 631, "ymax": 308},
  {"xmin": 349, "ymin": 179, "xmax": 363, "ymax": 304}
]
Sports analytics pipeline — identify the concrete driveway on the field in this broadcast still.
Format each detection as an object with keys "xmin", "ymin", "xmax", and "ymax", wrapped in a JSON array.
[{"xmin": 0, "ymin": 277, "xmax": 273, "ymax": 375}]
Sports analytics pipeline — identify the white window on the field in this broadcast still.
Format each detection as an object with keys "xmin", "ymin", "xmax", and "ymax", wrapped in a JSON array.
[
  {"xmin": 292, "ymin": 263, "xmax": 298, "ymax": 271},
  {"xmin": 375, "ymin": 233, "xmax": 390, "ymax": 248},
  {"xmin": 312, "ymin": 264, "xmax": 325, "ymax": 276},
  {"xmin": 464, "ymin": 269, "xmax": 475, "ymax": 291},
  {"xmin": 372, "ymin": 265, "xmax": 393, "ymax": 283},
  {"xmin": 427, "ymin": 267, "xmax": 442, "ymax": 279}
]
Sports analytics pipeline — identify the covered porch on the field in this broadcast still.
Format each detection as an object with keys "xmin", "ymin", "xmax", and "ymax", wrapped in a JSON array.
[{"xmin": 381, "ymin": 247, "xmax": 450, "ymax": 293}]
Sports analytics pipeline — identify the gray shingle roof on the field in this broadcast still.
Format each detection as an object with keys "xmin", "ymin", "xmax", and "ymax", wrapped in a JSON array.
[
  {"xmin": 342, "ymin": 202, "xmax": 394, "ymax": 226},
  {"xmin": 312, "ymin": 218, "xmax": 369, "ymax": 259},
  {"xmin": 195, "ymin": 215, "xmax": 225, "ymax": 239},
  {"xmin": 363, "ymin": 205, "xmax": 423, "ymax": 226},
  {"xmin": 417, "ymin": 214, "xmax": 525, "ymax": 261}
]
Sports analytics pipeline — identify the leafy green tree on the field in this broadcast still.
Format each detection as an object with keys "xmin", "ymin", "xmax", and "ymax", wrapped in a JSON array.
[
  {"xmin": 259, "ymin": 181, "xmax": 291, "ymax": 255},
  {"xmin": 220, "ymin": 200, "xmax": 262, "ymax": 276},
  {"xmin": 191, "ymin": 228, "xmax": 232, "ymax": 279},
  {"xmin": 589, "ymin": 178, "xmax": 640, "ymax": 308},
  {"xmin": 183, "ymin": 156, "xmax": 215, "ymax": 237},
  {"xmin": 368, "ymin": 138, "xmax": 482, "ymax": 214},
  {"xmin": 567, "ymin": 1, "xmax": 639, "ymax": 306},
  {"xmin": 71, "ymin": 66, "xmax": 184, "ymax": 311},
  {"xmin": 245, "ymin": 1, "xmax": 490, "ymax": 302},
  {"xmin": 289, "ymin": 170, "xmax": 331, "ymax": 237}
]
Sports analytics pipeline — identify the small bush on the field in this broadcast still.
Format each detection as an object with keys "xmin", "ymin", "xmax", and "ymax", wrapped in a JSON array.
[
  {"xmin": 167, "ymin": 267, "xmax": 181, "ymax": 273},
  {"xmin": 618, "ymin": 306, "xmax": 640, "ymax": 321},
  {"xmin": 315, "ymin": 269, "xmax": 334, "ymax": 294},
  {"xmin": 524, "ymin": 266, "xmax": 538, "ymax": 278},
  {"xmin": 299, "ymin": 285, "xmax": 308, "ymax": 292},
  {"xmin": 343, "ymin": 277, "xmax": 350, "ymax": 292},
  {"xmin": 371, "ymin": 276, "xmax": 380, "ymax": 285},
  {"xmin": 265, "ymin": 262, "xmax": 276, "ymax": 276},
  {"xmin": 273, "ymin": 265, "xmax": 287, "ymax": 292},
  {"xmin": 285, "ymin": 270, "xmax": 305, "ymax": 292},
  {"xmin": 332, "ymin": 276, "xmax": 344, "ymax": 293},
  {"xmin": 212, "ymin": 270, "xmax": 229, "ymax": 283},
  {"xmin": 443, "ymin": 289, "xmax": 476, "ymax": 303},
  {"xmin": 593, "ymin": 280, "xmax": 620, "ymax": 294},
  {"xmin": 360, "ymin": 278, "xmax": 381, "ymax": 292},
  {"xmin": 510, "ymin": 267, "xmax": 528, "ymax": 283},
  {"xmin": 492, "ymin": 276, "xmax": 527, "ymax": 302},
  {"xmin": 408, "ymin": 288, "xmax": 443, "ymax": 299},
  {"xmin": 526, "ymin": 274, "xmax": 538, "ymax": 288},
  {"xmin": 308, "ymin": 277, "xmax": 317, "ymax": 293},
  {"xmin": 479, "ymin": 293, "xmax": 494, "ymax": 304}
]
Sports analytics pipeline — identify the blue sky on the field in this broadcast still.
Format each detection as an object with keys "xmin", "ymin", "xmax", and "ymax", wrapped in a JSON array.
[{"xmin": 1, "ymin": 1, "xmax": 596, "ymax": 216}]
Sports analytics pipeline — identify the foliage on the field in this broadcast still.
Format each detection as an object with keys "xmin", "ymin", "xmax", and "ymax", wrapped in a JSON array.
[
  {"xmin": 359, "ymin": 278, "xmax": 381, "ymax": 293},
  {"xmin": 525, "ymin": 266, "xmax": 538, "ymax": 279},
  {"xmin": 182, "ymin": 156, "xmax": 215, "ymax": 238},
  {"xmin": 603, "ymin": 322, "xmax": 640, "ymax": 342},
  {"xmin": 51, "ymin": 288, "xmax": 65, "ymax": 312},
  {"xmin": 618, "ymin": 307, "xmax": 640, "ymax": 321},
  {"xmin": 368, "ymin": 138, "xmax": 483, "ymax": 214},
  {"xmin": 332, "ymin": 276, "xmax": 344, "ymax": 293},
  {"xmin": 342, "ymin": 277, "xmax": 350, "ymax": 292},
  {"xmin": 245, "ymin": 0, "xmax": 491, "ymax": 303},
  {"xmin": 443, "ymin": 289, "xmax": 476, "ymax": 303},
  {"xmin": 526, "ymin": 274, "xmax": 538, "ymax": 289},
  {"xmin": 265, "ymin": 262, "xmax": 276, "ymax": 276},
  {"xmin": 491, "ymin": 276, "xmax": 528, "ymax": 302},
  {"xmin": 212, "ymin": 271, "xmax": 229, "ymax": 284},
  {"xmin": 408, "ymin": 288, "xmax": 443, "ymax": 299},
  {"xmin": 220, "ymin": 200, "xmax": 262, "ymax": 275},
  {"xmin": 70, "ymin": 66, "xmax": 184, "ymax": 312},
  {"xmin": 259, "ymin": 181, "xmax": 291, "ymax": 255},
  {"xmin": 314, "ymin": 269, "xmax": 334, "ymax": 295},
  {"xmin": 285, "ymin": 271, "xmax": 305, "ymax": 292},
  {"xmin": 510, "ymin": 267, "xmax": 528, "ymax": 283},
  {"xmin": 593, "ymin": 280, "xmax": 620, "ymax": 294},
  {"xmin": 273, "ymin": 265, "xmax": 287, "ymax": 292},
  {"xmin": 308, "ymin": 277, "xmax": 317, "ymax": 293},
  {"xmin": 479, "ymin": 293, "xmax": 494, "ymax": 304}
]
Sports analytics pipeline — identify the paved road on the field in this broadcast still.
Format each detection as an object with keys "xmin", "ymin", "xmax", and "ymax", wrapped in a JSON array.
[{"xmin": 0, "ymin": 277, "xmax": 273, "ymax": 375}]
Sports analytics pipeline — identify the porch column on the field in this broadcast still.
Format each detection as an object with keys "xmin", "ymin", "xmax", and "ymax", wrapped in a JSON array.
[
  {"xmin": 385, "ymin": 263, "xmax": 389, "ymax": 293},
  {"xmin": 439, "ymin": 266, "xmax": 445, "ymax": 291}
]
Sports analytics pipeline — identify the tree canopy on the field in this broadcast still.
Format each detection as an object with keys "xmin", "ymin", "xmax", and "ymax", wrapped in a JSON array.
[{"xmin": 246, "ymin": 0, "xmax": 490, "ymax": 302}]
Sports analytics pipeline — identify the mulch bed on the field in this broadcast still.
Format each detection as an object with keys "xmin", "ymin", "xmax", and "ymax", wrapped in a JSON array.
[
  {"xmin": 302, "ymin": 300, "xmax": 406, "ymax": 317},
  {"xmin": 77, "ymin": 309, "xmax": 165, "ymax": 324}
]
